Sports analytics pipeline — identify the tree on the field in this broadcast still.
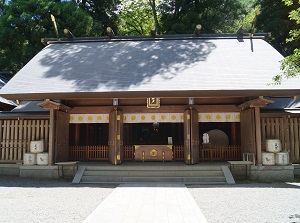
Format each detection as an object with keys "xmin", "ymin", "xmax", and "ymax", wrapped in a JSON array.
[
  {"xmin": 0, "ymin": 0, "xmax": 94, "ymax": 72},
  {"xmin": 0, "ymin": 0, "xmax": 6, "ymax": 15},
  {"xmin": 117, "ymin": 0, "xmax": 160, "ymax": 35},
  {"xmin": 271, "ymin": 0, "xmax": 300, "ymax": 83},
  {"xmin": 160, "ymin": 0, "xmax": 247, "ymax": 34},
  {"xmin": 148, "ymin": 0, "xmax": 161, "ymax": 34},
  {"xmin": 256, "ymin": 0, "xmax": 298, "ymax": 56},
  {"xmin": 75, "ymin": 0, "xmax": 120, "ymax": 36}
]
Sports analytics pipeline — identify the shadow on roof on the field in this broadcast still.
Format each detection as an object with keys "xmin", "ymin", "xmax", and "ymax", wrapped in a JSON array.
[{"xmin": 39, "ymin": 39, "xmax": 216, "ymax": 91}]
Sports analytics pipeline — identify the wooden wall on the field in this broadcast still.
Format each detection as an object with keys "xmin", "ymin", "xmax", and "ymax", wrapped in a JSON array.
[{"xmin": 0, "ymin": 118, "xmax": 50, "ymax": 162}]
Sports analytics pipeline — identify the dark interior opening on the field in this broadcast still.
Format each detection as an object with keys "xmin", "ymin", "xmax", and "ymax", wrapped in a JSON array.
[
  {"xmin": 124, "ymin": 123, "xmax": 184, "ymax": 145},
  {"xmin": 199, "ymin": 122, "xmax": 241, "ymax": 145},
  {"xmin": 69, "ymin": 123, "xmax": 109, "ymax": 146}
]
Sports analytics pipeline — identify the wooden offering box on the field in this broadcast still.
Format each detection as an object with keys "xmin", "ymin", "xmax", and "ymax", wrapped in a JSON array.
[{"xmin": 134, "ymin": 145, "xmax": 173, "ymax": 162}]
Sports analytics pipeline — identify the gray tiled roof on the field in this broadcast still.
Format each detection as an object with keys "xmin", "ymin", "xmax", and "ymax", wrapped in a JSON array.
[
  {"xmin": 0, "ymin": 38, "xmax": 299, "ymax": 99},
  {"xmin": 263, "ymin": 96, "xmax": 300, "ymax": 109},
  {"xmin": 0, "ymin": 74, "xmax": 17, "ymax": 107},
  {"xmin": 11, "ymin": 100, "xmax": 47, "ymax": 112}
]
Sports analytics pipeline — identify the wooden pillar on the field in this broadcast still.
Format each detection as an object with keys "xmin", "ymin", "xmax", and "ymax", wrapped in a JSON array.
[
  {"xmin": 184, "ymin": 109, "xmax": 191, "ymax": 164},
  {"xmin": 231, "ymin": 122, "xmax": 237, "ymax": 145},
  {"xmin": 55, "ymin": 111, "xmax": 70, "ymax": 163},
  {"xmin": 184, "ymin": 108, "xmax": 199, "ymax": 164},
  {"xmin": 75, "ymin": 124, "xmax": 80, "ymax": 146},
  {"xmin": 254, "ymin": 107, "xmax": 262, "ymax": 164},
  {"xmin": 283, "ymin": 115, "xmax": 290, "ymax": 153},
  {"xmin": 48, "ymin": 109, "xmax": 55, "ymax": 166},
  {"xmin": 109, "ymin": 109, "xmax": 123, "ymax": 165}
]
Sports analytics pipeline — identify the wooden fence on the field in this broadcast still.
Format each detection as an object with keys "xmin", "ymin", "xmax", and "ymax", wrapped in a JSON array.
[
  {"xmin": 0, "ymin": 119, "xmax": 49, "ymax": 162},
  {"xmin": 261, "ymin": 117, "xmax": 300, "ymax": 162}
]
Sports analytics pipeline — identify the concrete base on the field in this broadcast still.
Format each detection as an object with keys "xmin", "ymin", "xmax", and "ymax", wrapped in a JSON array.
[
  {"xmin": 0, "ymin": 164, "xmax": 77, "ymax": 180},
  {"xmin": 250, "ymin": 165, "xmax": 294, "ymax": 182},
  {"xmin": 0, "ymin": 164, "xmax": 21, "ymax": 176},
  {"xmin": 20, "ymin": 165, "xmax": 58, "ymax": 179},
  {"xmin": 294, "ymin": 164, "xmax": 300, "ymax": 177}
]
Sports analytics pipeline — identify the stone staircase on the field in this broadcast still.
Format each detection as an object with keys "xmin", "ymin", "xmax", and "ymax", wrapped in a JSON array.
[{"xmin": 72, "ymin": 163, "xmax": 235, "ymax": 185}]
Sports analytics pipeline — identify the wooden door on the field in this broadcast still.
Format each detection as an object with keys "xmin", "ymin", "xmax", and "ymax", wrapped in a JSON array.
[
  {"xmin": 109, "ymin": 109, "xmax": 124, "ymax": 165},
  {"xmin": 55, "ymin": 111, "xmax": 70, "ymax": 162},
  {"xmin": 184, "ymin": 109, "xmax": 200, "ymax": 164},
  {"xmin": 240, "ymin": 108, "xmax": 256, "ymax": 154}
]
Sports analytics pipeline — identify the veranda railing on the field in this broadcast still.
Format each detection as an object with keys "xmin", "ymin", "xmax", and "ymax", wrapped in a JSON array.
[
  {"xmin": 69, "ymin": 144, "xmax": 241, "ymax": 161},
  {"xmin": 200, "ymin": 145, "xmax": 241, "ymax": 161}
]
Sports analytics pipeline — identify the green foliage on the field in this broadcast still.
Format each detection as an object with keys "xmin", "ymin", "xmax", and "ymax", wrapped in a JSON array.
[
  {"xmin": 0, "ymin": 0, "xmax": 94, "ymax": 72},
  {"xmin": 76, "ymin": 0, "xmax": 120, "ymax": 36},
  {"xmin": 256, "ymin": 0, "xmax": 298, "ymax": 56},
  {"xmin": 278, "ymin": 0, "xmax": 300, "ymax": 82},
  {"xmin": 117, "ymin": 0, "xmax": 159, "ymax": 36},
  {"xmin": 160, "ymin": 0, "xmax": 248, "ymax": 34},
  {"xmin": 279, "ymin": 48, "xmax": 300, "ymax": 80}
]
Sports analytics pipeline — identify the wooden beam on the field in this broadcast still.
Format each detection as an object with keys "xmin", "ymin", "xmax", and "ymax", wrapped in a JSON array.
[
  {"xmin": 193, "ymin": 24, "xmax": 202, "ymax": 36},
  {"xmin": 238, "ymin": 98, "xmax": 274, "ymax": 110},
  {"xmin": 38, "ymin": 100, "xmax": 71, "ymax": 112},
  {"xmin": 70, "ymin": 105, "xmax": 240, "ymax": 114},
  {"xmin": 150, "ymin": 26, "xmax": 156, "ymax": 38},
  {"xmin": 3, "ymin": 89, "xmax": 300, "ymax": 101}
]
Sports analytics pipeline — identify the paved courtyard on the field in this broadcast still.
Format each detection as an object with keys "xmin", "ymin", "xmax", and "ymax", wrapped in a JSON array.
[{"xmin": 0, "ymin": 176, "xmax": 300, "ymax": 223}]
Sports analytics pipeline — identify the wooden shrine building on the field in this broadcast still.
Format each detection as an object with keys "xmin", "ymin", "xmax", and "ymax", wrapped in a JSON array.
[{"xmin": 0, "ymin": 33, "xmax": 300, "ymax": 166}]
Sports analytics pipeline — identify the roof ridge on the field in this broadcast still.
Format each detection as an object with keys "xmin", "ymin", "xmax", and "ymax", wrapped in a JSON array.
[{"xmin": 42, "ymin": 33, "xmax": 271, "ymax": 45}]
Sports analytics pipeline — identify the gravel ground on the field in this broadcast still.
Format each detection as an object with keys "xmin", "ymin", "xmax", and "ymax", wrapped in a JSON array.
[
  {"xmin": 0, "ymin": 176, "xmax": 115, "ymax": 223},
  {"xmin": 1, "ymin": 176, "xmax": 300, "ymax": 223},
  {"xmin": 188, "ymin": 181, "xmax": 300, "ymax": 223}
]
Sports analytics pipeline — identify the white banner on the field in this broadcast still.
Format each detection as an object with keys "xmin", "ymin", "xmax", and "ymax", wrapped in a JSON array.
[{"xmin": 69, "ymin": 112, "xmax": 240, "ymax": 123}]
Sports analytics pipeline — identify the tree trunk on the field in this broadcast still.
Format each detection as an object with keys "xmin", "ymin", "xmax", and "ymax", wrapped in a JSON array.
[{"xmin": 148, "ymin": 0, "xmax": 161, "ymax": 35}]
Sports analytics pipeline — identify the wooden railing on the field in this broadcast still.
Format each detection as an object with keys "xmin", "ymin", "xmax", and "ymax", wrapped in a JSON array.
[
  {"xmin": 173, "ymin": 145, "xmax": 184, "ymax": 161},
  {"xmin": 69, "ymin": 144, "xmax": 241, "ymax": 162},
  {"xmin": 124, "ymin": 145, "xmax": 134, "ymax": 161},
  {"xmin": 200, "ymin": 145, "xmax": 241, "ymax": 161},
  {"xmin": 69, "ymin": 145, "xmax": 135, "ymax": 161},
  {"xmin": 69, "ymin": 145, "xmax": 108, "ymax": 161}
]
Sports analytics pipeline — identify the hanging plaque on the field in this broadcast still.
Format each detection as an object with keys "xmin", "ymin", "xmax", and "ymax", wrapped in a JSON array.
[{"xmin": 147, "ymin": 98, "xmax": 160, "ymax": 108}]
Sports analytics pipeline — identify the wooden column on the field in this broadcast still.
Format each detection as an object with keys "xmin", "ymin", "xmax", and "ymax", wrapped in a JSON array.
[
  {"xmin": 184, "ymin": 108, "xmax": 199, "ymax": 164},
  {"xmin": 184, "ymin": 109, "xmax": 191, "ymax": 164},
  {"xmin": 283, "ymin": 115, "xmax": 290, "ymax": 152},
  {"xmin": 48, "ymin": 109, "xmax": 55, "ymax": 166},
  {"xmin": 231, "ymin": 122, "xmax": 237, "ymax": 145},
  {"xmin": 254, "ymin": 107, "xmax": 262, "ymax": 164},
  {"xmin": 109, "ymin": 109, "xmax": 124, "ymax": 165},
  {"xmin": 75, "ymin": 124, "xmax": 80, "ymax": 146},
  {"xmin": 55, "ymin": 111, "xmax": 70, "ymax": 162},
  {"xmin": 240, "ymin": 108, "xmax": 255, "ymax": 155}
]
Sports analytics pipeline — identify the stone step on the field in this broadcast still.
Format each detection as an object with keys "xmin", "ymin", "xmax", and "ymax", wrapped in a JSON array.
[
  {"xmin": 83, "ymin": 170, "xmax": 224, "ymax": 177},
  {"xmin": 85, "ymin": 165, "xmax": 223, "ymax": 172},
  {"xmin": 80, "ymin": 175, "xmax": 227, "ymax": 184},
  {"xmin": 81, "ymin": 181, "xmax": 227, "ymax": 185},
  {"xmin": 72, "ymin": 164, "xmax": 234, "ymax": 185}
]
